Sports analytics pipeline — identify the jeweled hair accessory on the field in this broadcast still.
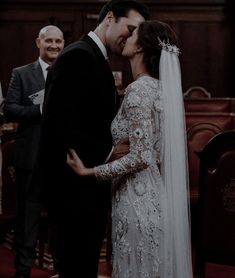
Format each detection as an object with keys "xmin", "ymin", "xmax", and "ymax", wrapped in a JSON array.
[{"xmin": 158, "ymin": 37, "xmax": 180, "ymax": 55}]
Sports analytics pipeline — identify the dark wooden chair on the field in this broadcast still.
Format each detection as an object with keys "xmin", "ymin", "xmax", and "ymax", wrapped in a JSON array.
[
  {"xmin": 194, "ymin": 130, "xmax": 235, "ymax": 276},
  {"xmin": 187, "ymin": 122, "xmax": 222, "ymax": 204},
  {"xmin": 0, "ymin": 138, "xmax": 16, "ymax": 238}
]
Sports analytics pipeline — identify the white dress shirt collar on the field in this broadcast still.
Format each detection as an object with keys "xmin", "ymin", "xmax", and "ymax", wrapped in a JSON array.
[
  {"xmin": 38, "ymin": 57, "xmax": 50, "ymax": 80},
  {"xmin": 88, "ymin": 31, "xmax": 108, "ymax": 60}
]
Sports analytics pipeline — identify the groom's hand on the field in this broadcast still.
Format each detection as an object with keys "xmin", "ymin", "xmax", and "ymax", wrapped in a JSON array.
[{"xmin": 109, "ymin": 138, "xmax": 129, "ymax": 161}]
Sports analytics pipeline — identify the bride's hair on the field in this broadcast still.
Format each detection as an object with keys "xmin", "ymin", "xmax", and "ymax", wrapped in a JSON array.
[{"xmin": 137, "ymin": 20, "xmax": 178, "ymax": 77}]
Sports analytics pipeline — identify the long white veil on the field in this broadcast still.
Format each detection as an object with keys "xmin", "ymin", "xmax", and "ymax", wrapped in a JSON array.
[{"xmin": 159, "ymin": 41, "xmax": 193, "ymax": 277}]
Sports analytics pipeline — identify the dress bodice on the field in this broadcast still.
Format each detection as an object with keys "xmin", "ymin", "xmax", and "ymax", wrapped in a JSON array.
[{"xmin": 95, "ymin": 75, "xmax": 163, "ymax": 182}]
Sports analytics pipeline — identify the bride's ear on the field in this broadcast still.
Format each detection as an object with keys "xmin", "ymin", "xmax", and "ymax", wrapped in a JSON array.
[{"xmin": 135, "ymin": 45, "xmax": 143, "ymax": 54}]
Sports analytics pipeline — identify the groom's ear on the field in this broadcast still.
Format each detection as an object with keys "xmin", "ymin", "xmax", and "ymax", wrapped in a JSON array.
[{"xmin": 106, "ymin": 11, "xmax": 114, "ymax": 23}]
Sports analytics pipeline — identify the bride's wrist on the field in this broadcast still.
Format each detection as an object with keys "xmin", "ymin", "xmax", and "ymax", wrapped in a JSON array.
[{"xmin": 83, "ymin": 167, "xmax": 95, "ymax": 177}]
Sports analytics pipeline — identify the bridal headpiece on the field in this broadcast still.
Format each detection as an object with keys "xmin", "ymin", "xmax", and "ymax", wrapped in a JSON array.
[{"xmin": 158, "ymin": 37, "xmax": 180, "ymax": 55}]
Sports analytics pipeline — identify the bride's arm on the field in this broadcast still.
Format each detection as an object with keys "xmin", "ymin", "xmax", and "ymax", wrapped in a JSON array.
[
  {"xmin": 66, "ymin": 137, "xmax": 130, "ymax": 176},
  {"xmin": 67, "ymin": 148, "xmax": 95, "ymax": 177},
  {"xmin": 67, "ymin": 85, "xmax": 157, "ymax": 181}
]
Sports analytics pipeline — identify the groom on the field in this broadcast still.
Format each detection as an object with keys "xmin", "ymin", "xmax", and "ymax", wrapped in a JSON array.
[{"xmin": 32, "ymin": 0, "xmax": 149, "ymax": 277}]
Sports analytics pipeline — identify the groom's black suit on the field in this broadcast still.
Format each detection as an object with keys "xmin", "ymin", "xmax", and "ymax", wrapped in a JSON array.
[{"xmin": 34, "ymin": 35, "xmax": 118, "ymax": 277}]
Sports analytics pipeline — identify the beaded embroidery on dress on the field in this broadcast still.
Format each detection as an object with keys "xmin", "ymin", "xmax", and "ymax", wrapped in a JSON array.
[{"xmin": 95, "ymin": 75, "xmax": 167, "ymax": 277}]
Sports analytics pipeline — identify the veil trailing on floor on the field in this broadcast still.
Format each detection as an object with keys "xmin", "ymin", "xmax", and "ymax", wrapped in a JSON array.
[{"xmin": 159, "ymin": 40, "xmax": 193, "ymax": 277}]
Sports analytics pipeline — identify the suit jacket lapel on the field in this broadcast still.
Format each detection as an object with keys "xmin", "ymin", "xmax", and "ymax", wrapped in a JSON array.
[
  {"xmin": 81, "ymin": 35, "xmax": 107, "ymax": 63},
  {"xmin": 31, "ymin": 60, "xmax": 45, "ymax": 90},
  {"xmin": 81, "ymin": 35, "xmax": 113, "ymax": 76},
  {"xmin": 81, "ymin": 35, "xmax": 117, "ymax": 113}
]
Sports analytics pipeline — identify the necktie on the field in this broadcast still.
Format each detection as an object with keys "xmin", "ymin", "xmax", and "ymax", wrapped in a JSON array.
[{"xmin": 45, "ymin": 66, "xmax": 50, "ymax": 80}]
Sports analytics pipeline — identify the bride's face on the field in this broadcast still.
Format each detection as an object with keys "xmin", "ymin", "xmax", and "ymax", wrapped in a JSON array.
[{"xmin": 122, "ymin": 27, "xmax": 139, "ymax": 58}]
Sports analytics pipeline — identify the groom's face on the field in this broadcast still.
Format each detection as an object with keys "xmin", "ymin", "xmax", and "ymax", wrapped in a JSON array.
[{"xmin": 105, "ymin": 9, "xmax": 145, "ymax": 55}]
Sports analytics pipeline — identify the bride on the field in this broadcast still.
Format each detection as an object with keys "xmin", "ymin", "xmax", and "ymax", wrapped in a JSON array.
[{"xmin": 67, "ymin": 20, "xmax": 193, "ymax": 278}]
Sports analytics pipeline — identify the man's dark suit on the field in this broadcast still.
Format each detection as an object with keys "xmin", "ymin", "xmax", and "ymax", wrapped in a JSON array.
[
  {"xmin": 34, "ymin": 35, "xmax": 118, "ymax": 277},
  {"xmin": 4, "ymin": 60, "xmax": 44, "ymax": 273}
]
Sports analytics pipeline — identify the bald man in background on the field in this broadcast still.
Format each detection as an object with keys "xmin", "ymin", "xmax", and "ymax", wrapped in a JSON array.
[{"xmin": 3, "ymin": 25, "xmax": 64, "ymax": 278}]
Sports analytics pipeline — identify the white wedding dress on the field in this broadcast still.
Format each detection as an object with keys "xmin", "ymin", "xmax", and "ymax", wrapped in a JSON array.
[{"xmin": 95, "ymin": 75, "xmax": 192, "ymax": 277}]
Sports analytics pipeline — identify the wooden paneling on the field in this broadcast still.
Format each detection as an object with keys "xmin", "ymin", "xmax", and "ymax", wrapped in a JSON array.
[
  {"xmin": 184, "ymin": 98, "xmax": 235, "ymax": 113},
  {"xmin": 186, "ymin": 112, "xmax": 235, "ymax": 130},
  {"xmin": 0, "ymin": 0, "xmax": 233, "ymax": 98},
  {"xmin": 0, "ymin": 5, "xmax": 83, "ymax": 94}
]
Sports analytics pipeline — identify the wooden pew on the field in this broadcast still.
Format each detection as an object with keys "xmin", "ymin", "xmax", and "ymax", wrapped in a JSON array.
[
  {"xmin": 194, "ymin": 130, "xmax": 235, "ymax": 275},
  {"xmin": 186, "ymin": 112, "xmax": 235, "ymax": 130},
  {"xmin": 186, "ymin": 112, "xmax": 235, "ymax": 203},
  {"xmin": 187, "ymin": 122, "xmax": 222, "ymax": 204},
  {"xmin": 184, "ymin": 98, "xmax": 235, "ymax": 113}
]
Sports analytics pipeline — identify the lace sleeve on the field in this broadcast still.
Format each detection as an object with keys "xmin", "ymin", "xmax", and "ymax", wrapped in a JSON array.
[{"xmin": 94, "ymin": 83, "xmax": 156, "ymax": 181}]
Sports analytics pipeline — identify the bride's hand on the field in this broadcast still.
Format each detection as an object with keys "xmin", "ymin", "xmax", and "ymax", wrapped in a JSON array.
[{"xmin": 66, "ymin": 148, "xmax": 94, "ymax": 177}]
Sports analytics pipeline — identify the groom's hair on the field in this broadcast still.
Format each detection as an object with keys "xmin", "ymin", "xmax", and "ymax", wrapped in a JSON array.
[{"xmin": 98, "ymin": 0, "xmax": 150, "ymax": 24}]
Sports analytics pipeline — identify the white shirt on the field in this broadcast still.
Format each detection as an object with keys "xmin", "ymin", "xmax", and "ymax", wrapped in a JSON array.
[
  {"xmin": 38, "ymin": 57, "xmax": 50, "ymax": 80},
  {"xmin": 88, "ymin": 32, "xmax": 113, "ymax": 162},
  {"xmin": 38, "ymin": 57, "xmax": 50, "ymax": 113},
  {"xmin": 88, "ymin": 31, "xmax": 109, "ymax": 60}
]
